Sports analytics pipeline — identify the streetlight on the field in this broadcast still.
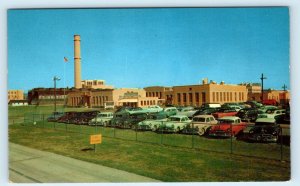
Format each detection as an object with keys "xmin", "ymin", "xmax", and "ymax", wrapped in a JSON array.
[
  {"xmin": 260, "ymin": 73, "xmax": 267, "ymax": 104},
  {"xmin": 53, "ymin": 76, "xmax": 61, "ymax": 112}
]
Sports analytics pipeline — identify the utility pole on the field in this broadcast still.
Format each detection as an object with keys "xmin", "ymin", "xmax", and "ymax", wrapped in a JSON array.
[
  {"xmin": 282, "ymin": 84, "xmax": 287, "ymax": 91},
  {"xmin": 260, "ymin": 73, "xmax": 267, "ymax": 103},
  {"xmin": 53, "ymin": 76, "xmax": 61, "ymax": 112}
]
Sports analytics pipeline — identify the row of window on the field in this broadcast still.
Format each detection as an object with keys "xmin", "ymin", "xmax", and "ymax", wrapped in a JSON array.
[
  {"xmin": 92, "ymin": 96, "xmax": 109, "ymax": 106},
  {"xmin": 176, "ymin": 92, "xmax": 206, "ymax": 103},
  {"xmin": 140, "ymin": 100, "xmax": 157, "ymax": 106},
  {"xmin": 146, "ymin": 92, "xmax": 162, "ymax": 99},
  {"xmin": 212, "ymin": 92, "xmax": 245, "ymax": 102}
]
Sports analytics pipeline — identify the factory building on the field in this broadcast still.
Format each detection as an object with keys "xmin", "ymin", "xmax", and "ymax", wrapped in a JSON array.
[{"xmin": 144, "ymin": 79, "xmax": 248, "ymax": 107}]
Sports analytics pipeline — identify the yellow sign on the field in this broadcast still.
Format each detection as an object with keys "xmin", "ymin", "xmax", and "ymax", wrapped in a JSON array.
[{"xmin": 90, "ymin": 134, "xmax": 102, "ymax": 144}]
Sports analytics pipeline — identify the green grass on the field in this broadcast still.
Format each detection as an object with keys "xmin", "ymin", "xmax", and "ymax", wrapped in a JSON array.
[{"xmin": 8, "ymin": 106, "xmax": 291, "ymax": 181}]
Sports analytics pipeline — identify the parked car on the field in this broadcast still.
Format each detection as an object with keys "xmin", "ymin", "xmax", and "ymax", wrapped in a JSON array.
[
  {"xmin": 145, "ymin": 105, "xmax": 163, "ymax": 113},
  {"xmin": 183, "ymin": 115, "xmax": 218, "ymax": 136},
  {"xmin": 47, "ymin": 112, "xmax": 64, "ymax": 122},
  {"xmin": 119, "ymin": 112, "xmax": 148, "ymax": 129},
  {"xmin": 158, "ymin": 115, "xmax": 191, "ymax": 133},
  {"xmin": 201, "ymin": 103, "xmax": 221, "ymax": 109},
  {"xmin": 163, "ymin": 107, "xmax": 178, "ymax": 117},
  {"xmin": 137, "ymin": 112, "xmax": 168, "ymax": 131},
  {"xmin": 245, "ymin": 101, "xmax": 263, "ymax": 108},
  {"xmin": 245, "ymin": 118, "xmax": 280, "ymax": 142},
  {"xmin": 209, "ymin": 116, "xmax": 247, "ymax": 137},
  {"xmin": 89, "ymin": 112, "xmax": 113, "ymax": 126},
  {"xmin": 257, "ymin": 109, "xmax": 285, "ymax": 120},
  {"xmin": 236, "ymin": 108, "xmax": 259, "ymax": 122},
  {"xmin": 274, "ymin": 108, "xmax": 290, "ymax": 124},
  {"xmin": 192, "ymin": 107, "xmax": 219, "ymax": 117},
  {"xmin": 212, "ymin": 108, "xmax": 238, "ymax": 119},
  {"xmin": 178, "ymin": 107, "xmax": 198, "ymax": 118}
]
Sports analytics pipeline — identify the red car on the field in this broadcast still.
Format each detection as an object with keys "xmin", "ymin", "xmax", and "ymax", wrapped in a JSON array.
[
  {"xmin": 212, "ymin": 108, "xmax": 238, "ymax": 119},
  {"xmin": 209, "ymin": 116, "xmax": 247, "ymax": 137}
]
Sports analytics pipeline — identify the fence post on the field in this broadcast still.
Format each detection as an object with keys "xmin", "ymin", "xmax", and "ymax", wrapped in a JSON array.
[
  {"xmin": 280, "ymin": 127, "xmax": 283, "ymax": 162},
  {"xmin": 42, "ymin": 114, "xmax": 45, "ymax": 128},
  {"xmin": 160, "ymin": 121, "xmax": 163, "ymax": 144},
  {"xmin": 135, "ymin": 126, "xmax": 138, "ymax": 141},
  {"xmin": 230, "ymin": 123, "xmax": 233, "ymax": 154},
  {"xmin": 192, "ymin": 123, "xmax": 194, "ymax": 148}
]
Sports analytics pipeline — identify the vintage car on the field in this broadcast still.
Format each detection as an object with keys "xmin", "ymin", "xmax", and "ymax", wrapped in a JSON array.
[
  {"xmin": 47, "ymin": 112, "xmax": 65, "ymax": 122},
  {"xmin": 192, "ymin": 107, "xmax": 219, "ymax": 117},
  {"xmin": 163, "ymin": 107, "xmax": 178, "ymax": 117},
  {"xmin": 245, "ymin": 118, "xmax": 280, "ymax": 142},
  {"xmin": 158, "ymin": 115, "xmax": 191, "ymax": 133},
  {"xmin": 209, "ymin": 116, "xmax": 247, "ymax": 137},
  {"xmin": 118, "ymin": 112, "xmax": 148, "ymax": 129},
  {"xmin": 236, "ymin": 108, "xmax": 259, "ymax": 122},
  {"xmin": 137, "ymin": 112, "xmax": 168, "ymax": 131},
  {"xmin": 145, "ymin": 105, "xmax": 163, "ymax": 113},
  {"xmin": 182, "ymin": 115, "xmax": 218, "ymax": 135},
  {"xmin": 212, "ymin": 108, "xmax": 238, "ymax": 119},
  {"xmin": 89, "ymin": 112, "xmax": 113, "ymax": 126},
  {"xmin": 257, "ymin": 109, "xmax": 285, "ymax": 120},
  {"xmin": 178, "ymin": 107, "xmax": 198, "ymax": 118}
]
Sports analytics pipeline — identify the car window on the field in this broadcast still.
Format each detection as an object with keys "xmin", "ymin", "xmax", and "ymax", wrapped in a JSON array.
[{"xmin": 206, "ymin": 118, "xmax": 210, "ymax": 122}]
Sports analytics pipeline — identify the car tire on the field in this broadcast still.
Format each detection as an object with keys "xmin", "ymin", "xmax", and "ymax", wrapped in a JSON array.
[
  {"xmin": 198, "ymin": 128, "xmax": 206, "ymax": 136},
  {"xmin": 256, "ymin": 135, "xmax": 262, "ymax": 141},
  {"xmin": 175, "ymin": 127, "xmax": 181, "ymax": 133},
  {"xmin": 152, "ymin": 125, "xmax": 158, "ymax": 132}
]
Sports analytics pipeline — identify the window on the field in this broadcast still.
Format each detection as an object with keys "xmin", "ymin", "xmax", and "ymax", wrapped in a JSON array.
[
  {"xmin": 213, "ymin": 92, "xmax": 215, "ymax": 102},
  {"xmin": 220, "ymin": 92, "xmax": 223, "ymax": 101},
  {"xmin": 195, "ymin": 92, "xmax": 199, "ymax": 102},
  {"xmin": 202, "ymin": 92, "xmax": 206, "ymax": 103},
  {"xmin": 183, "ymin": 93, "xmax": 187, "ymax": 102},
  {"xmin": 189, "ymin": 93, "xmax": 193, "ymax": 103},
  {"xmin": 177, "ymin": 93, "xmax": 181, "ymax": 102},
  {"xmin": 216, "ymin": 92, "xmax": 219, "ymax": 102}
]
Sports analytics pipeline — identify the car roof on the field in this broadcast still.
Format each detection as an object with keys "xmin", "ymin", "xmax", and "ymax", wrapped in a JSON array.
[
  {"xmin": 255, "ymin": 118, "xmax": 276, "ymax": 123},
  {"xmin": 100, "ymin": 112, "xmax": 113, "ymax": 114},
  {"xmin": 194, "ymin": 115, "xmax": 214, "ymax": 118},
  {"xmin": 219, "ymin": 116, "xmax": 240, "ymax": 120},
  {"xmin": 170, "ymin": 115, "xmax": 188, "ymax": 118}
]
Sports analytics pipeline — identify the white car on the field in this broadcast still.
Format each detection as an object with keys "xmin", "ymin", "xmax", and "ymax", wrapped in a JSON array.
[
  {"xmin": 190, "ymin": 115, "xmax": 218, "ymax": 135},
  {"xmin": 89, "ymin": 112, "xmax": 114, "ymax": 126}
]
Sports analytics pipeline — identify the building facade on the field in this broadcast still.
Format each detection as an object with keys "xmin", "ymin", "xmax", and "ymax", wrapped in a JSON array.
[
  {"xmin": 8, "ymin": 90, "xmax": 24, "ymax": 102},
  {"xmin": 171, "ymin": 82, "xmax": 247, "ymax": 106},
  {"xmin": 81, "ymin": 80, "xmax": 114, "ymax": 89},
  {"xmin": 66, "ymin": 88, "xmax": 159, "ymax": 108},
  {"xmin": 28, "ymin": 88, "xmax": 71, "ymax": 105}
]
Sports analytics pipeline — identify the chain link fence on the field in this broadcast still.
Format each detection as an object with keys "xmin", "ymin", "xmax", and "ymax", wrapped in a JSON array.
[{"xmin": 19, "ymin": 113, "xmax": 290, "ymax": 162}]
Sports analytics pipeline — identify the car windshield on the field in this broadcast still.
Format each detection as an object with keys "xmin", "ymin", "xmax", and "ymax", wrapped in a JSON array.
[
  {"xmin": 193, "ymin": 117, "xmax": 206, "ymax": 122},
  {"xmin": 218, "ymin": 119, "xmax": 234, "ymax": 124},
  {"xmin": 169, "ymin": 117, "xmax": 181, "ymax": 122}
]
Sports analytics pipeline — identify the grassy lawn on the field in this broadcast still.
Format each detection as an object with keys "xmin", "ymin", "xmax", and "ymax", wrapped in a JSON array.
[{"xmin": 8, "ymin": 106, "xmax": 290, "ymax": 181}]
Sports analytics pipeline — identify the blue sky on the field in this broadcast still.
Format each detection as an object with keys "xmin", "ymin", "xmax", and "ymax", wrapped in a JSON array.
[{"xmin": 8, "ymin": 7, "xmax": 290, "ymax": 92}]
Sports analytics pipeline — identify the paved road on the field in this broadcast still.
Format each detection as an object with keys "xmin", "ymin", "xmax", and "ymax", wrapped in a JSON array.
[{"xmin": 9, "ymin": 143, "xmax": 159, "ymax": 183}]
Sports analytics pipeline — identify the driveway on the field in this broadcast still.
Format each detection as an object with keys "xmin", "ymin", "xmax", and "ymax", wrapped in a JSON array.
[{"xmin": 9, "ymin": 143, "xmax": 159, "ymax": 183}]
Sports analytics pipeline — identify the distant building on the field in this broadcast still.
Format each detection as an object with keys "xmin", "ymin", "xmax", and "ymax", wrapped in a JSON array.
[
  {"xmin": 81, "ymin": 80, "xmax": 114, "ymax": 89},
  {"xmin": 144, "ymin": 86, "xmax": 172, "ymax": 105},
  {"xmin": 27, "ymin": 88, "xmax": 72, "ymax": 105},
  {"xmin": 8, "ymin": 90, "xmax": 24, "ymax": 102},
  {"xmin": 248, "ymin": 89, "xmax": 290, "ymax": 105},
  {"xmin": 66, "ymin": 87, "xmax": 159, "ymax": 108},
  {"xmin": 144, "ymin": 79, "xmax": 248, "ymax": 107},
  {"xmin": 8, "ymin": 100, "xmax": 28, "ymax": 106}
]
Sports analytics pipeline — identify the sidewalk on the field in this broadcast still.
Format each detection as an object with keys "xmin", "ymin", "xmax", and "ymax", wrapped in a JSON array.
[{"xmin": 9, "ymin": 143, "xmax": 159, "ymax": 183}]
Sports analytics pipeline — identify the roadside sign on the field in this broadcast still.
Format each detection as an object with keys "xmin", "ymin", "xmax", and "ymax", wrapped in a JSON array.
[{"xmin": 90, "ymin": 134, "xmax": 102, "ymax": 144}]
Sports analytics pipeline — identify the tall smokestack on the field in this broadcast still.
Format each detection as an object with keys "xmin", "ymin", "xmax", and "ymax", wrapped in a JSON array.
[{"xmin": 74, "ymin": 35, "xmax": 82, "ymax": 89}]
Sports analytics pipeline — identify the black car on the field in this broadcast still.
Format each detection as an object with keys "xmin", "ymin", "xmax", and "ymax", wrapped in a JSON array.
[
  {"xmin": 192, "ymin": 107, "xmax": 219, "ymax": 117},
  {"xmin": 246, "ymin": 118, "xmax": 280, "ymax": 142},
  {"xmin": 236, "ymin": 108, "xmax": 259, "ymax": 122}
]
